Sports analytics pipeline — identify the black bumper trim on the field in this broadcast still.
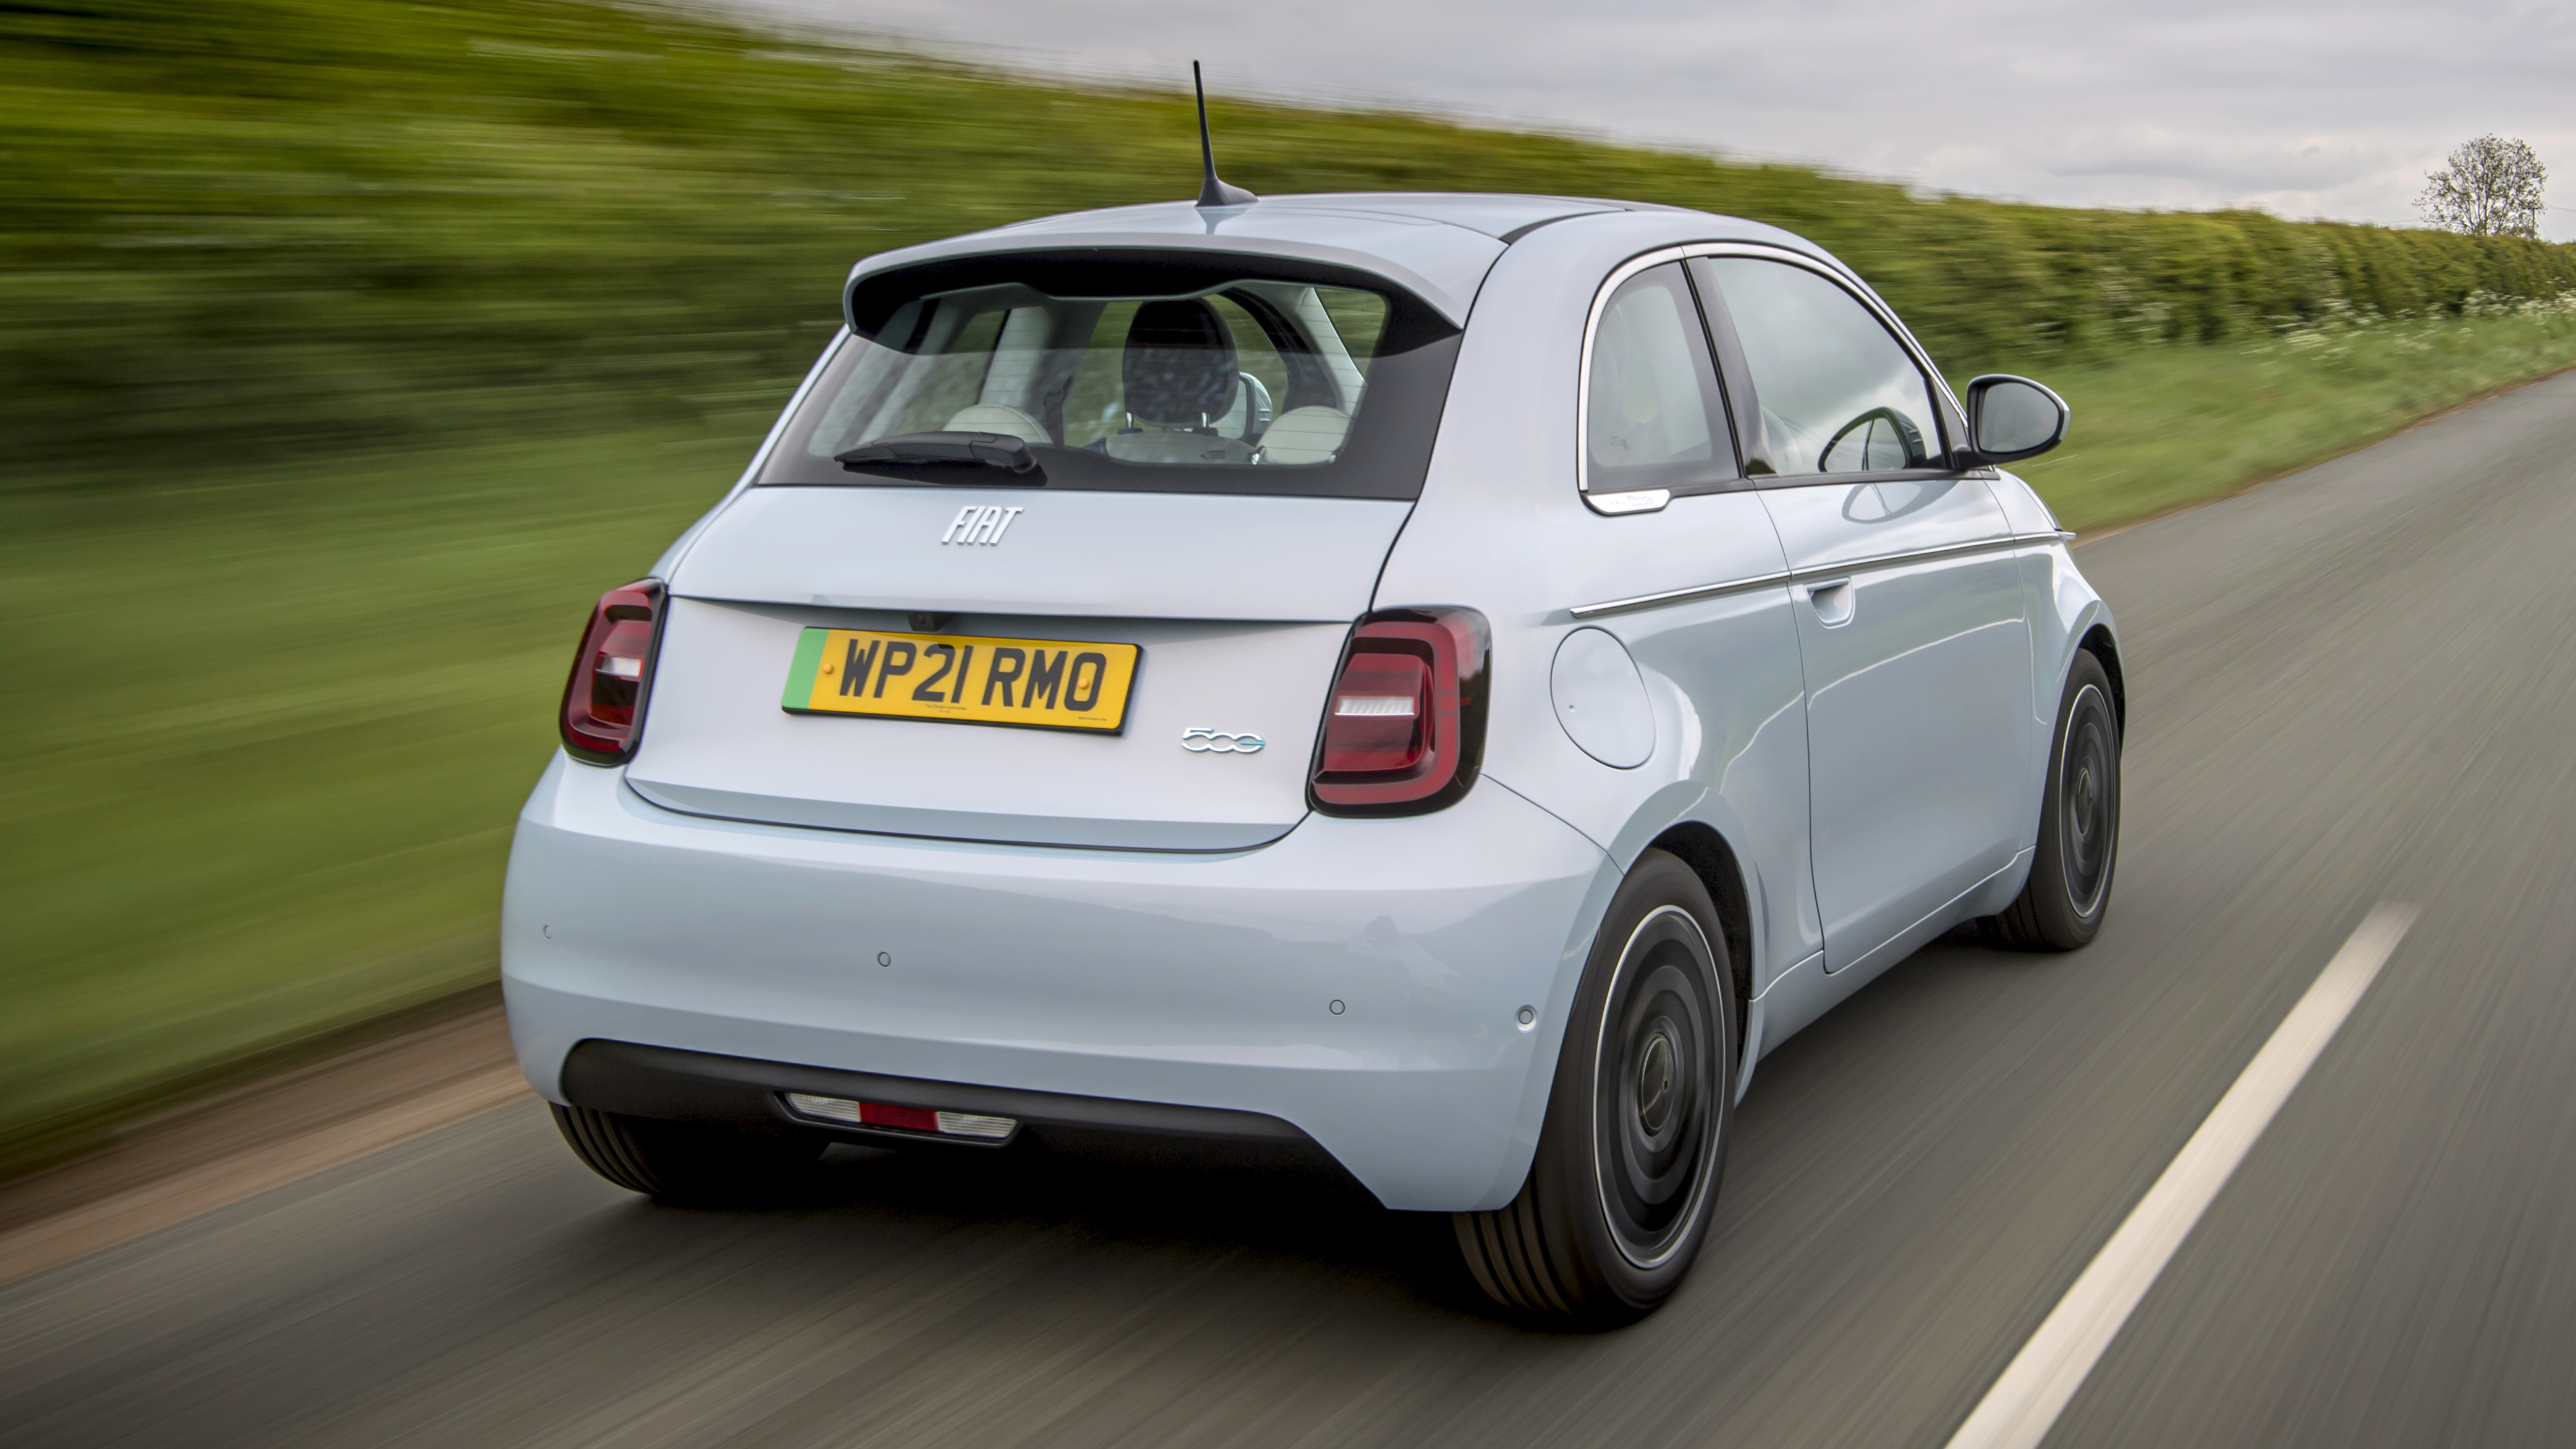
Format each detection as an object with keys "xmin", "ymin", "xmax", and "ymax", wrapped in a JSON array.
[{"xmin": 559, "ymin": 1040, "xmax": 1320, "ymax": 1154}]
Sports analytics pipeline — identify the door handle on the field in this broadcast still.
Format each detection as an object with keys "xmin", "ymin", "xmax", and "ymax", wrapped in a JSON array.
[{"xmin": 1804, "ymin": 577, "xmax": 1855, "ymax": 627}]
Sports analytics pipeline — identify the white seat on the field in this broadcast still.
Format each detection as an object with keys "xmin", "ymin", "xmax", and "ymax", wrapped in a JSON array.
[
  {"xmin": 1255, "ymin": 406, "xmax": 1350, "ymax": 465},
  {"xmin": 944, "ymin": 404, "xmax": 1052, "ymax": 446},
  {"xmin": 1103, "ymin": 431, "xmax": 1255, "ymax": 465}
]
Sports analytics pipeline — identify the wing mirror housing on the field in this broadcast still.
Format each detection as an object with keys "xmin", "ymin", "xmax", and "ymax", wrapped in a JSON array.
[{"xmin": 1955, "ymin": 375, "xmax": 2070, "ymax": 467}]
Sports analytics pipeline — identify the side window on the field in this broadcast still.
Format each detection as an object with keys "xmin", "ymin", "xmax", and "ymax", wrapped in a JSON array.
[
  {"xmin": 1701, "ymin": 258, "xmax": 1942, "ymax": 477},
  {"xmin": 1585, "ymin": 261, "xmax": 1735, "ymax": 494}
]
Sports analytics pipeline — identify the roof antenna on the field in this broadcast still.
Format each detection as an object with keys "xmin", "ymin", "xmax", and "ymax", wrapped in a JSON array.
[{"xmin": 1193, "ymin": 62, "xmax": 1256, "ymax": 209}]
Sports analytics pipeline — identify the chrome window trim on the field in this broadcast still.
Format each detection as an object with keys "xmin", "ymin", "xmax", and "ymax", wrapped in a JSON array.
[
  {"xmin": 1567, "ymin": 532, "xmax": 2055, "ymax": 619},
  {"xmin": 1577, "ymin": 242, "xmax": 1967, "ymax": 516},
  {"xmin": 1587, "ymin": 487, "xmax": 1672, "ymax": 514},
  {"xmin": 1753, "ymin": 465, "xmax": 1959, "ymax": 491},
  {"xmin": 1577, "ymin": 245, "xmax": 1715, "ymax": 517},
  {"xmin": 1690, "ymin": 244, "xmax": 1972, "ymax": 465}
]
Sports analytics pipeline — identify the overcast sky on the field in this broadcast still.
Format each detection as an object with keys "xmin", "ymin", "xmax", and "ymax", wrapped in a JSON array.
[{"xmin": 731, "ymin": 0, "xmax": 2575, "ymax": 240}]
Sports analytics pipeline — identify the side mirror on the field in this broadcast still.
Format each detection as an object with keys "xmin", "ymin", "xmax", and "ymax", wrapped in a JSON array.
[{"xmin": 1956, "ymin": 375, "xmax": 2069, "ymax": 467}]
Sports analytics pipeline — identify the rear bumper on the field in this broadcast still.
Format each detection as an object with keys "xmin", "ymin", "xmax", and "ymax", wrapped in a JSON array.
[
  {"xmin": 561, "ymin": 1039, "xmax": 1339, "ymax": 1170},
  {"xmin": 501, "ymin": 754, "xmax": 1613, "ymax": 1211}
]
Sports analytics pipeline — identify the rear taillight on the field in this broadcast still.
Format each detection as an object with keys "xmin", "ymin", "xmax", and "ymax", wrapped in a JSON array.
[
  {"xmin": 559, "ymin": 579, "xmax": 664, "ymax": 765},
  {"xmin": 1310, "ymin": 606, "xmax": 1489, "ymax": 816}
]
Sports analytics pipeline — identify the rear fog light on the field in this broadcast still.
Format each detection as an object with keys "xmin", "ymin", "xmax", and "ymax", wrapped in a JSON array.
[{"xmin": 784, "ymin": 1092, "xmax": 1017, "ymax": 1139}]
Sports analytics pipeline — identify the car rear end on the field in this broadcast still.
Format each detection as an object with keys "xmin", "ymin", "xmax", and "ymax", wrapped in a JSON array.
[{"xmin": 501, "ymin": 223, "xmax": 1609, "ymax": 1211}]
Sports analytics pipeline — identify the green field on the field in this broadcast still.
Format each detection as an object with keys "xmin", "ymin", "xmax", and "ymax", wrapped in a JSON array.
[{"xmin": 7, "ymin": 0, "xmax": 2576, "ymax": 1175}]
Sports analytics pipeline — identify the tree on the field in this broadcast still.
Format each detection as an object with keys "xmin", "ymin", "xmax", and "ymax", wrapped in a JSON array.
[{"xmin": 2417, "ymin": 135, "xmax": 2548, "ymax": 238}]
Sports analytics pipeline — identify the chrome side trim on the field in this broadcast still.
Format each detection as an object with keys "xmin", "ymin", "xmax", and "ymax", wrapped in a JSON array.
[
  {"xmin": 1569, "ymin": 570, "xmax": 1795, "ymax": 619},
  {"xmin": 1569, "ymin": 533, "xmax": 2046, "ymax": 619},
  {"xmin": 1783, "ymin": 533, "xmax": 2030, "ymax": 581}
]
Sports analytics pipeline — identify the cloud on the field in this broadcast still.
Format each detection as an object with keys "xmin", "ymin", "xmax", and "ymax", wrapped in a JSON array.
[{"xmin": 729, "ymin": 0, "xmax": 2576, "ymax": 239}]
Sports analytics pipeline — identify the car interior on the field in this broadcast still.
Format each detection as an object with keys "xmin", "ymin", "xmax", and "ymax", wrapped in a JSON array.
[{"xmin": 803, "ymin": 281, "xmax": 1390, "ymax": 469}]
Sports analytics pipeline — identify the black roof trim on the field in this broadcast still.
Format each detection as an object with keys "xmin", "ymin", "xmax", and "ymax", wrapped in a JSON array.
[{"xmin": 1498, "ymin": 212, "xmax": 1595, "ymax": 245}]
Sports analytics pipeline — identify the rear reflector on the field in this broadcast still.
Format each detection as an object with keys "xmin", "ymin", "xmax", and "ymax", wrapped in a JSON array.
[
  {"xmin": 1310, "ymin": 606, "xmax": 1490, "ymax": 816},
  {"xmin": 559, "ymin": 579, "xmax": 664, "ymax": 765},
  {"xmin": 784, "ymin": 1092, "xmax": 1017, "ymax": 1140}
]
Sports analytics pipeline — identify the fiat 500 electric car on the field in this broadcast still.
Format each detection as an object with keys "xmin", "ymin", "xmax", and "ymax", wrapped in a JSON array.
[{"xmin": 504, "ymin": 186, "xmax": 2121, "ymax": 1326}]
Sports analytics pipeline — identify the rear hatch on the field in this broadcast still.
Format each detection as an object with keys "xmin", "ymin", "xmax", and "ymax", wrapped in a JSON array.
[
  {"xmin": 622, "ymin": 244, "xmax": 1463, "ymax": 851},
  {"xmin": 627, "ymin": 486, "xmax": 1407, "ymax": 849}
]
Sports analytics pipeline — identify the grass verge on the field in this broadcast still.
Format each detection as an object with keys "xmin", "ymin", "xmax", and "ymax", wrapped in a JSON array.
[
  {"xmin": 2018, "ymin": 295, "xmax": 2576, "ymax": 531},
  {"xmin": 7, "ymin": 305, "xmax": 2576, "ymax": 1179},
  {"xmin": 0, "ymin": 426, "xmax": 756, "ymax": 1178}
]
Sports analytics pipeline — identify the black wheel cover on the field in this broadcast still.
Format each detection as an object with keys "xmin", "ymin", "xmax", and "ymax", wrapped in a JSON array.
[
  {"xmin": 1591, "ymin": 905, "xmax": 1725, "ymax": 1269},
  {"xmin": 2059, "ymin": 682, "xmax": 2117, "ymax": 917}
]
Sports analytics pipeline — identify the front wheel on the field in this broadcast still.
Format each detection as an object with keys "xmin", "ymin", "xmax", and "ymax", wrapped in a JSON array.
[
  {"xmin": 1453, "ymin": 849, "xmax": 1737, "ymax": 1327},
  {"xmin": 1981, "ymin": 650, "xmax": 2121, "ymax": 950}
]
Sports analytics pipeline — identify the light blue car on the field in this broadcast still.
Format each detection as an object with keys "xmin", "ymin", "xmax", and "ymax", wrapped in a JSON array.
[{"xmin": 505, "ymin": 182, "xmax": 2121, "ymax": 1326}]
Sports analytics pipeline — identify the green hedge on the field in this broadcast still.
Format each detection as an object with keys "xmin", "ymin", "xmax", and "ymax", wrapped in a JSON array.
[{"xmin": 7, "ymin": 0, "xmax": 2575, "ymax": 475}]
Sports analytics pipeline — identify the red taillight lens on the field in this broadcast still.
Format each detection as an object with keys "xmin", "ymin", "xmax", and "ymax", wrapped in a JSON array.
[
  {"xmin": 559, "ymin": 579, "xmax": 664, "ymax": 765},
  {"xmin": 1310, "ymin": 606, "xmax": 1489, "ymax": 815}
]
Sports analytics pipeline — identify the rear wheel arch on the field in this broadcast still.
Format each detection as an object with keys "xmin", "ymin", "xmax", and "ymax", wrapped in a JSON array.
[
  {"xmin": 1455, "ymin": 847, "xmax": 1738, "ymax": 1324},
  {"xmin": 2078, "ymin": 623, "xmax": 2125, "ymax": 736},
  {"xmin": 1645, "ymin": 822, "xmax": 1753, "ymax": 1047}
]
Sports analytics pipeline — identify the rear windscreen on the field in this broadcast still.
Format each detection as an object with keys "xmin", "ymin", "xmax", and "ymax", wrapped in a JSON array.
[{"xmin": 758, "ymin": 252, "xmax": 1462, "ymax": 499}]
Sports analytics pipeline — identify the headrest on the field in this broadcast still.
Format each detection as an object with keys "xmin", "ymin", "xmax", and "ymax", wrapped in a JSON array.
[
  {"xmin": 1254, "ymin": 406, "xmax": 1350, "ymax": 465},
  {"xmin": 1122, "ymin": 299, "xmax": 1239, "ymax": 428},
  {"xmin": 944, "ymin": 403, "xmax": 1053, "ymax": 447}
]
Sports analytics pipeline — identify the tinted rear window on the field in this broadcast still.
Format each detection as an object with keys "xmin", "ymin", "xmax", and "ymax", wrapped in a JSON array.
[{"xmin": 759, "ymin": 251, "xmax": 1461, "ymax": 499}]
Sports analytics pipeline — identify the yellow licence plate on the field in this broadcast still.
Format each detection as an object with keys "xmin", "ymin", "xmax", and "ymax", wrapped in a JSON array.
[{"xmin": 781, "ymin": 627, "xmax": 1140, "ymax": 733}]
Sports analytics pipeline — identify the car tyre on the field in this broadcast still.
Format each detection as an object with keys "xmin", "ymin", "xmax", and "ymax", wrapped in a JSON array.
[
  {"xmin": 550, "ymin": 1103, "xmax": 824, "ymax": 1207},
  {"xmin": 1980, "ymin": 650, "xmax": 2121, "ymax": 951},
  {"xmin": 1452, "ymin": 849, "xmax": 1737, "ymax": 1328}
]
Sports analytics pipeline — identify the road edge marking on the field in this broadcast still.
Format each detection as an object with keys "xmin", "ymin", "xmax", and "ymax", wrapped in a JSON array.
[{"xmin": 1941, "ymin": 903, "xmax": 2417, "ymax": 1449}]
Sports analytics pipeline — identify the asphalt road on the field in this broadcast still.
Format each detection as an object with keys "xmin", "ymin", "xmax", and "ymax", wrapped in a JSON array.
[{"xmin": 11, "ymin": 373, "xmax": 2576, "ymax": 1449}]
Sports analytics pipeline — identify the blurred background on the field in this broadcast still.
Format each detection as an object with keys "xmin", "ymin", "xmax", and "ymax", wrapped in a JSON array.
[{"xmin": 6, "ymin": 0, "xmax": 2575, "ymax": 1181}]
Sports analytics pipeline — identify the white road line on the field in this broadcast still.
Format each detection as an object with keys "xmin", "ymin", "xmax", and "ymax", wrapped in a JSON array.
[{"xmin": 1943, "ymin": 903, "xmax": 2418, "ymax": 1449}]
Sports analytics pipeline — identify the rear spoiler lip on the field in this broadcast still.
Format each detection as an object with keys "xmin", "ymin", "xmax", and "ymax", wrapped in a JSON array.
[{"xmin": 842, "ymin": 234, "xmax": 1481, "ymax": 331}]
